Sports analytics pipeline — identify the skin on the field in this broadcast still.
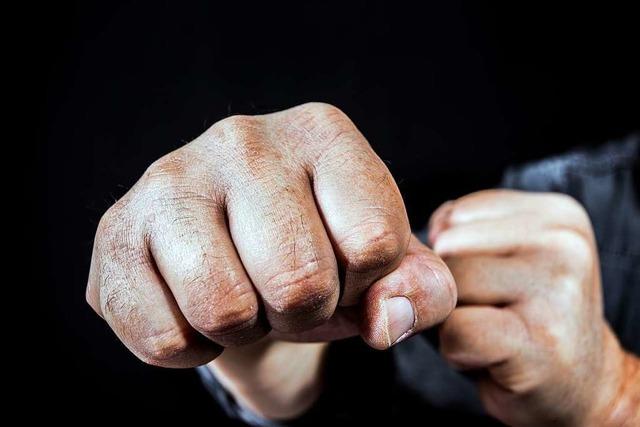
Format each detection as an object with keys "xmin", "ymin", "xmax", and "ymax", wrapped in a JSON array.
[
  {"xmin": 86, "ymin": 103, "xmax": 456, "ymax": 418},
  {"xmin": 429, "ymin": 190, "xmax": 640, "ymax": 427},
  {"xmin": 86, "ymin": 104, "xmax": 638, "ymax": 423},
  {"xmin": 209, "ymin": 235, "xmax": 455, "ymax": 419}
]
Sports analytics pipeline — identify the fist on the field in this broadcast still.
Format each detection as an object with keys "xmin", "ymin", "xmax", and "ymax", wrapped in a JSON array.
[
  {"xmin": 430, "ymin": 190, "xmax": 626, "ymax": 426},
  {"xmin": 87, "ymin": 103, "xmax": 456, "ymax": 368}
]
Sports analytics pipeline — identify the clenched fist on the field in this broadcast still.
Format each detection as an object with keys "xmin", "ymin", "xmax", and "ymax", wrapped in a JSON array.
[
  {"xmin": 86, "ymin": 103, "xmax": 456, "ymax": 369},
  {"xmin": 430, "ymin": 190, "xmax": 640, "ymax": 426}
]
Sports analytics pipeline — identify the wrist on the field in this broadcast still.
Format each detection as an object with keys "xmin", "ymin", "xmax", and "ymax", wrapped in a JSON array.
[
  {"xmin": 587, "ymin": 326, "xmax": 640, "ymax": 426},
  {"xmin": 601, "ymin": 350, "xmax": 640, "ymax": 426},
  {"xmin": 209, "ymin": 338, "xmax": 329, "ymax": 420}
]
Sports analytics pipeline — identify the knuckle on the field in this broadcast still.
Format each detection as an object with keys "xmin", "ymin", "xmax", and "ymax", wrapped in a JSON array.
[
  {"xmin": 411, "ymin": 251, "xmax": 458, "ymax": 317},
  {"xmin": 144, "ymin": 152, "xmax": 190, "ymax": 181},
  {"xmin": 438, "ymin": 318, "xmax": 462, "ymax": 355},
  {"xmin": 548, "ymin": 229, "xmax": 594, "ymax": 271},
  {"xmin": 550, "ymin": 193, "xmax": 592, "ymax": 231},
  {"xmin": 218, "ymin": 114, "xmax": 261, "ymax": 133},
  {"xmin": 317, "ymin": 114, "xmax": 357, "ymax": 145},
  {"xmin": 341, "ymin": 223, "xmax": 407, "ymax": 274},
  {"xmin": 290, "ymin": 103, "xmax": 361, "ymax": 150},
  {"xmin": 95, "ymin": 202, "xmax": 139, "ymax": 257},
  {"xmin": 551, "ymin": 272, "xmax": 588, "ymax": 310},
  {"xmin": 96, "ymin": 203, "xmax": 147, "ymax": 266},
  {"xmin": 434, "ymin": 265, "xmax": 458, "ymax": 314},
  {"xmin": 213, "ymin": 115, "xmax": 271, "ymax": 174},
  {"xmin": 138, "ymin": 328, "xmax": 190, "ymax": 366},
  {"xmin": 300, "ymin": 102, "xmax": 346, "ymax": 119},
  {"xmin": 439, "ymin": 310, "xmax": 474, "ymax": 348},
  {"xmin": 188, "ymin": 287, "xmax": 259, "ymax": 337},
  {"xmin": 496, "ymin": 375, "xmax": 542, "ymax": 395},
  {"xmin": 97, "ymin": 201, "xmax": 127, "ymax": 237},
  {"xmin": 552, "ymin": 192, "xmax": 585, "ymax": 214},
  {"xmin": 97, "ymin": 154, "xmax": 202, "ymax": 245},
  {"xmin": 215, "ymin": 115, "xmax": 265, "ymax": 152},
  {"xmin": 101, "ymin": 283, "xmax": 136, "ymax": 320},
  {"xmin": 141, "ymin": 161, "xmax": 217, "ymax": 222},
  {"xmin": 266, "ymin": 261, "xmax": 338, "ymax": 317},
  {"xmin": 141, "ymin": 156, "xmax": 192, "ymax": 200}
]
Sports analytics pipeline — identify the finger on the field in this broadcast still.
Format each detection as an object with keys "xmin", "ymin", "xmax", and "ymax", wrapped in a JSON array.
[
  {"xmin": 429, "ymin": 190, "xmax": 550, "ymax": 234},
  {"xmin": 475, "ymin": 377, "xmax": 532, "ymax": 427},
  {"xmin": 433, "ymin": 213, "xmax": 593, "ymax": 261},
  {"xmin": 269, "ymin": 306, "xmax": 360, "ymax": 342},
  {"xmin": 89, "ymin": 206, "xmax": 221, "ymax": 367},
  {"xmin": 427, "ymin": 191, "xmax": 528, "ymax": 245},
  {"xmin": 227, "ymin": 172, "xmax": 340, "ymax": 334},
  {"xmin": 432, "ymin": 216, "xmax": 544, "ymax": 257},
  {"xmin": 438, "ymin": 190, "xmax": 541, "ymax": 225},
  {"xmin": 147, "ymin": 184, "xmax": 267, "ymax": 347},
  {"xmin": 360, "ymin": 235, "xmax": 457, "ymax": 349},
  {"xmin": 439, "ymin": 306, "xmax": 528, "ymax": 371},
  {"xmin": 287, "ymin": 104, "xmax": 410, "ymax": 306},
  {"xmin": 427, "ymin": 200, "xmax": 454, "ymax": 245},
  {"xmin": 429, "ymin": 190, "xmax": 591, "ymax": 244},
  {"xmin": 445, "ymin": 255, "xmax": 532, "ymax": 305},
  {"xmin": 218, "ymin": 125, "xmax": 340, "ymax": 334}
]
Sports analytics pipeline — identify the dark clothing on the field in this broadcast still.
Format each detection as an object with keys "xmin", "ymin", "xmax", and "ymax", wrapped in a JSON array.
[{"xmin": 199, "ymin": 135, "xmax": 639, "ymax": 426}]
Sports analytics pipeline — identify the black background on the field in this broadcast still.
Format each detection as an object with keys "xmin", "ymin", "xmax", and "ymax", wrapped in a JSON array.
[{"xmin": 38, "ymin": 1, "xmax": 638, "ymax": 423}]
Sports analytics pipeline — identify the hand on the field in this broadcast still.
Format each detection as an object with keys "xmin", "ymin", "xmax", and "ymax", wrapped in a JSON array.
[
  {"xmin": 86, "ymin": 103, "xmax": 456, "ymax": 369},
  {"xmin": 430, "ymin": 190, "xmax": 639, "ymax": 426}
]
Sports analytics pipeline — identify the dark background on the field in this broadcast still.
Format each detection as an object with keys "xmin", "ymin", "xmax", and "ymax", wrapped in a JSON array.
[{"xmin": 38, "ymin": 1, "xmax": 638, "ymax": 422}]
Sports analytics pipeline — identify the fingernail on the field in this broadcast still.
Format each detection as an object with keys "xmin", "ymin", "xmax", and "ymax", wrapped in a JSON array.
[{"xmin": 385, "ymin": 297, "xmax": 415, "ymax": 346}]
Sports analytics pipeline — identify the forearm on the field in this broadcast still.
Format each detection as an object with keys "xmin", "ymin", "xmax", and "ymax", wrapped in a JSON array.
[{"xmin": 209, "ymin": 337, "xmax": 328, "ymax": 420}]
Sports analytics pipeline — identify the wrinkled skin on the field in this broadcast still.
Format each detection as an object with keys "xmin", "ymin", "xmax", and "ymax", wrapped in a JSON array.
[
  {"xmin": 430, "ymin": 190, "xmax": 640, "ymax": 427},
  {"xmin": 87, "ymin": 104, "xmax": 639, "ymax": 424},
  {"xmin": 86, "ymin": 103, "xmax": 456, "ymax": 369}
]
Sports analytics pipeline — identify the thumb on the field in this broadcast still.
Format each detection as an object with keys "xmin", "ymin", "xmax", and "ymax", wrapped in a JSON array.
[{"xmin": 360, "ymin": 234, "xmax": 457, "ymax": 349}]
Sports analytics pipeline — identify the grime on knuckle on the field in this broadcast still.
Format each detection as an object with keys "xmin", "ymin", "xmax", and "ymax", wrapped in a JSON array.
[
  {"xmin": 265, "ymin": 261, "xmax": 337, "ymax": 317},
  {"xmin": 341, "ymin": 223, "xmax": 407, "ymax": 274},
  {"xmin": 186, "ymin": 280, "xmax": 259, "ymax": 337}
]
